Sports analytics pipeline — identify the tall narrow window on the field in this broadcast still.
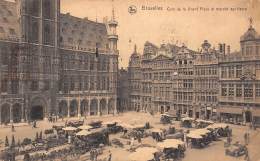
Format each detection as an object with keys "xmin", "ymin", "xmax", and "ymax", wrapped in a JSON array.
[
  {"xmin": 228, "ymin": 84, "xmax": 234, "ymax": 96},
  {"xmin": 244, "ymin": 83, "xmax": 253, "ymax": 98},
  {"xmin": 44, "ymin": 24, "xmax": 50, "ymax": 45},
  {"xmin": 236, "ymin": 84, "xmax": 242, "ymax": 97},
  {"xmin": 31, "ymin": 80, "xmax": 38, "ymax": 91},
  {"xmin": 228, "ymin": 66, "xmax": 234, "ymax": 78},
  {"xmin": 43, "ymin": 0, "xmax": 51, "ymax": 19},
  {"xmin": 236, "ymin": 65, "xmax": 242, "ymax": 78},
  {"xmin": 256, "ymin": 84, "xmax": 260, "ymax": 97},
  {"xmin": 221, "ymin": 67, "xmax": 227, "ymax": 78},
  {"xmin": 1, "ymin": 79, "xmax": 8, "ymax": 93},
  {"xmin": 221, "ymin": 84, "xmax": 227, "ymax": 96}
]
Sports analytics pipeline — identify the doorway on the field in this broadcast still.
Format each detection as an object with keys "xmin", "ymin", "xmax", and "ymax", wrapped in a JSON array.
[
  {"xmin": 160, "ymin": 106, "xmax": 164, "ymax": 114},
  {"xmin": 31, "ymin": 106, "xmax": 43, "ymax": 120},
  {"xmin": 245, "ymin": 111, "xmax": 252, "ymax": 122}
]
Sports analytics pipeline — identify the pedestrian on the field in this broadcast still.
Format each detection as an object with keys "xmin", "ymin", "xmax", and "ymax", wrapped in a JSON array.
[
  {"xmin": 244, "ymin": 132, "xmax": 248, "ymax": 145},
  {"xmin": 244, "ymin": 146, "xmax": 250, "ymax": 161},
  {"xmin": 90, "ymin": 149, "xmax": 94, "ymax": 161},
  {"xmin": 247, "ymin": 132, "xmax": 250, "ymax": 144},
  {"xmin": 11, "ymin": 124, "xmax": 15, "ymax": 132},
  {"xmin": 123, "ymin": 129, "xmax": 127, "ymax": 136},
  {"xmin": 138, "ymin": 136, "xmax": 141, "ymax": 144},
  {"xmin": 94, "ymin": 149, "xmax": 98, "ymax": 161},
  {"xmin": 34, "ymin": 120, "xmax": 37, "ymax": 128},
  {"xmin": 227, "ymin": 136, "xmax": 231, "ymax": 146},
  {"xmin": 185, "ymin": 133, "xmax": 189, "ymax": 148},
  {"xmin": 130, "ymin": 137, "xmax": 134, "ymax": 150},
  {"xmin": 107, "ymin": 150, "xmax": 112, "ymax": 161}
]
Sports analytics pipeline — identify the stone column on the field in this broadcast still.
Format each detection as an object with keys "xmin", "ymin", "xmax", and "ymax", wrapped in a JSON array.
[
  {"xmin": 114, "ymin": 98, "xmax": 118, "ymax": 115},
  {"xmin": 243, "ymin": 111, "xmax": 246, "ymax": 124},
  {"xmin": 98, "ymin": 99, "xmax": 101, "ymax": 116},
  {"xmin": 67, "ymin": 100, "xmax": 70, "ymax": 118},
  {"xmin": 88, "ymin": 100, "xmax": 91, "ymax": 116},
  {"xmin": 78, "ymin": 99, "xmax": 81, "ymax": 118},
  {"xmin": 10, "ymin": 106, "xmax": 13, "ymax": 123},
  {"xmin": 107, "ymin": 98, "xmax": 109, "ymax": 115},
  {"xmin": 21, "ymin": 103, "xmax": 25, "ymax": 122}
]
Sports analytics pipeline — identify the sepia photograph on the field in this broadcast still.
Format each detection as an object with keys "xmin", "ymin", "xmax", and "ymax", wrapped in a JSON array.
[{"xmin": 0, "ymin": 0, "xmax": 260, "ymax": 160}]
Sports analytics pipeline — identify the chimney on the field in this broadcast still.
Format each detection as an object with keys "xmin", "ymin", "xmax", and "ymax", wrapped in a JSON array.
[
  {"xmin": 227, "ymin": 45, "xmax": 230, "ymax": 55},
  {"xmin": 218, "ymin": 43, "xmax": 223, "ymax": 53},
  {"xmin": 223, "ymin": 43, "xmax": 226, "ymax": 55}
]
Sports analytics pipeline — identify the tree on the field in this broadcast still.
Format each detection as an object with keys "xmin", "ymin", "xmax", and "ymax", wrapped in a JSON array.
[
  {"xmin": 39, "ymin": 131, "xmax": 42, "ymax": 140},
  {"xmin": 11, "ymin": 135, "xmax": 15, "ymax": 148},
  {"xmin": 5, "ymin": 136, "xmax": 9, "ymax": 147},
  {"xmin": 17, "ymin": 139, "xmax": 21, "ymax": 147},
  {"xmin": 35, "ymin": 132, "xmax": 39, "ymax": 141}
]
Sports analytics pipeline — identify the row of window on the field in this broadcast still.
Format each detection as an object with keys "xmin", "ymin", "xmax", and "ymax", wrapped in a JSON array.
[
  {"xmin": 59, "ymin": 76, "xmax": 110, "ymax": 92},
  {"xmin": 195, "ymin": 95, "xmax": 218, "ymax": 102},
  {"xmin": 173, "ymin": 92, "xmax": 193, "ymax": 101},
  {"xmin": 153, "ymin": 72, "xmax": 171, "ymax": 81},
  {"xmin": 194, "ymin": 80, "xmax": 218, "ymax": 89},
  {"xmin": 177, "ymin": 68, "xmax": 193, "ymax": 76},
  {"xmin": 0, "ymin": 80, "xmax": 50, "ymax": 94},
  {"xmin": 62, "ymin": 36, "xmax": 105, "ymax": 46},
  {"xmin": 221, "ymin": 83, "xmax": 260, "ymax": 97},
  {"xmin": 61, "ymin": 55, "xmax": 110, "ymax": 71},
  {"xmin": 142, "ymin": 83, "xmax": 152, "ymax": 93},
  {"xmin": 195, "ymin": 67, "xmax": 217, "ymax": 76},
  {"xmin": 241, "ymin": 46, "xmax": 260, "ymax": 55},
  {"xmin": 154, "ymin": 87, "xmax": 171, "ymax": 98},
  {"xmin": 221, "ymin": 65, "xmax": 242, "ymax": 78}
]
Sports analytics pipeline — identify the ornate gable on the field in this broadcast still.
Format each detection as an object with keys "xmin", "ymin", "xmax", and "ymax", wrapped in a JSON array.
[{"xmin": 153, "ymin": 54, "xmax": 171, "ymax": 61}]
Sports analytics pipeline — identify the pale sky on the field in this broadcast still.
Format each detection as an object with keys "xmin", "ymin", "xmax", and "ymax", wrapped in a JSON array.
[{"xmin": 61, "ymin": 0, "xmax": 260, "ymax": 68}]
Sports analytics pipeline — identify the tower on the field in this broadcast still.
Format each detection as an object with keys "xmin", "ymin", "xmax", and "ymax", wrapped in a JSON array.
[
  {"xmin": 17, "ymin": 0, "xmax": 60, "ymax": 120},
  {"xmin": 108, "ymin": 7, "xmax": 118, "ymax": 53}
]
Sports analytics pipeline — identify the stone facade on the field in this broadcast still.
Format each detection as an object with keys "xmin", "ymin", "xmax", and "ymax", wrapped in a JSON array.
[
  {"xmin": 0, "ymin": 0, "xmax": 118, "ymax": 123},
  {"xmin": 218, "ymin": 24, "xmax": 260, "ymax": 125},
  {"xmin": 117, "ymin": 68, "xmax": 130, "ymax": 112},
  {"xmin": 128, "ymin": 23, "xmax": 260, "ymax": 125}
]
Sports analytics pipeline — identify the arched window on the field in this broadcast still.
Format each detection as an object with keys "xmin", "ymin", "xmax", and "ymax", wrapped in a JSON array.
[
  {"xmin": 43, "ymin": 0, "xmax": 51, "ymax": 19},
  {"xmin": 44, "ymin": 24, "xmax": 50, "ymax": 45},
  {"xmin": 31, "ymin": 0, "xmax": 40, "ymax": 16},
  {"xmin": 32, "ymin": 21, "xmax": 39, "ymax": 43}
]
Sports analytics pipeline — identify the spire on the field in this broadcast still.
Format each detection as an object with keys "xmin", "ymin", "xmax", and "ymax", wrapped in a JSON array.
[
  {"xmin": 134, "ymin": 44, "xmax": 137, "ymax": 53},
  {"xmin": 112, "ymin": 0, "xmax": 115, "ymax": 21},
  {"xmin": 249, "ymin": 17, "xmax": 253, "ymax": 28}
]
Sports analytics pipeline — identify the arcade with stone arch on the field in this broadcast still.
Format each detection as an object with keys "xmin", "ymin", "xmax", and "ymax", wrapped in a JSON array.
[
  {"xmin": 0, "ymin": 102, "xmax": 24, "ymax": 123},
  {"xmin": 57, "ymin": 97, "xmax": 117, "ymax": 117}
]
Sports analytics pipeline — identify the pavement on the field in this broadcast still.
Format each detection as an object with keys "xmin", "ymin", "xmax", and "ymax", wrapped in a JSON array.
[{"xmin": 0, "ymin": 112, "xmax": 260, "ymax": 161}]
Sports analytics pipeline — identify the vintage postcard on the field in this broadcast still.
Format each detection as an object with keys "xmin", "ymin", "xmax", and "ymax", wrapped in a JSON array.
[{"xmin": 0, "ymin": 0, "xmax": 260, "ymax": 161}]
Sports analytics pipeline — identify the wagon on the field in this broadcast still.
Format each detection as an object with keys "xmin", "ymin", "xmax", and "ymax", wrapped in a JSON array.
[{"xmin": 225, "ymin": 143, "xmax": 246, "ymax": 157}]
